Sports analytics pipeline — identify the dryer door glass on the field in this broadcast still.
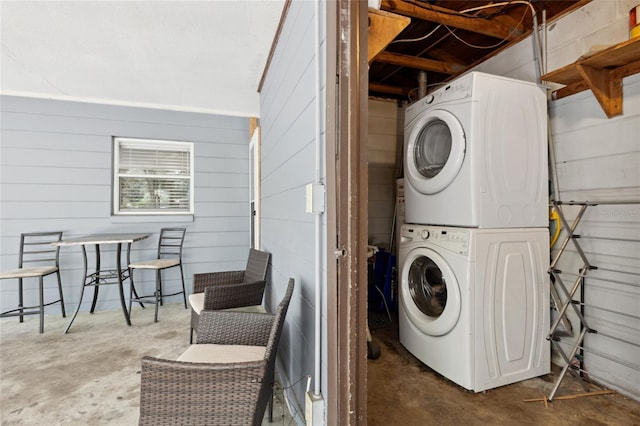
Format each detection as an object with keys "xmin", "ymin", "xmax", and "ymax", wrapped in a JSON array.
[
  {"xmin": 408, "ymin": 255, "xmax": 447, "ymax": 317},
  {"xmin": 414, "ymin": 119, "xmax": 451, "ymax": 179},
  {"xmin": 405, "ymin": 109, "xmax": 465, "ymax": 195}
]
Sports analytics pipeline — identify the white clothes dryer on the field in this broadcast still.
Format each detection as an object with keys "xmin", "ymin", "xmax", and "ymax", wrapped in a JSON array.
[
  {"xmin": 404, "ymin": 72, "xmax": 548, "ymax": 228},
  {"xmin": 398, "ymin": 223, "xmax": 550, "ymax": 392}
]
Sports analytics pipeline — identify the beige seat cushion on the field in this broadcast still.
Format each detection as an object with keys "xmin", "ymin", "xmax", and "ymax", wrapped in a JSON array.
[
  {"xmin": 188, "ymin": 293, "xmax": 205, "ymax": 314},
  {"xmin": 223, "ymin": 305, "xmax": 267, "ymax": 314},
  {"xmin": 0, "ymin": 266, "xmax": 58, "ymax": 279},
  {"xmin": 129, "ymin": 259, "xmax": 180, "ymax": 269},
  {"xmin": 177, "ymin": 344, "xmax": 266, "ymax": 363},
  {"xmin": 188, "ymin": 293, "xmax": 265, "ymax": 315}
]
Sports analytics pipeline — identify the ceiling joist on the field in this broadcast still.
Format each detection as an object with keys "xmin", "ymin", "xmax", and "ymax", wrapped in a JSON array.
[
  {"xmin": 380, "ymin": 0, "xmax": 524, "ymax": 41},
  {"xmin": 374, "ymin": 51, "xmax": 462, "ymax": 74},
  {"xmin": 368, "ymin": 1, "xmax": 589, "ymax": 100},
  {"xmin": 369, "ymin": 82, "xmax": 408, "ymax": 96}
]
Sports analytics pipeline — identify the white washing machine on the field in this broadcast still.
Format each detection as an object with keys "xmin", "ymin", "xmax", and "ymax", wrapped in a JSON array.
[
  {"xmin": 404, "ymin": 72, "xmax": 548, "ymax": 228},
  {"xmin": 398, "ymin": 223, "xmax": 550, "ymax": 392}
]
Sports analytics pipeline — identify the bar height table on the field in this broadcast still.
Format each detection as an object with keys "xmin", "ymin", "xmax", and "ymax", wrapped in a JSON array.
[{"xmin": 54, "ymin": 233, "xmax": 149, "ymax": 333}]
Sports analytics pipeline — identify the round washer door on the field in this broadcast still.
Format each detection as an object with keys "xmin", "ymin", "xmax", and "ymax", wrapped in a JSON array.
[
  {"xmin": 400, "ymin": 246, "xmax": 461, "ymax": 336},
  {"xmin": 405, "ymin": 109, "xmax": 465, "ymax": 195}
]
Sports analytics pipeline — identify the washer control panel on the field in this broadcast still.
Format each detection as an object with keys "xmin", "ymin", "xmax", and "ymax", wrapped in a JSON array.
[{"xmin": 401, "ymin": 224, "xmax": 469, "ymax": 254}]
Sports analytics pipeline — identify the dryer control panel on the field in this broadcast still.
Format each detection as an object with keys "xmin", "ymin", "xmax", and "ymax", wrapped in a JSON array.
[
  {"xmin": 433, "ymin": 79, "xmax": 472, "ymax": 103},
  {"xmin": 404, "ymin": 74, "xmax": 473, "ymax": 121}
]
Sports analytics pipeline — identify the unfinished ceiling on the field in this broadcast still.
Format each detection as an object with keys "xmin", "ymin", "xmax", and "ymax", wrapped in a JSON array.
[{"xmin": 368, "ymin": 0, "xmax": 590, "ymax": 101}]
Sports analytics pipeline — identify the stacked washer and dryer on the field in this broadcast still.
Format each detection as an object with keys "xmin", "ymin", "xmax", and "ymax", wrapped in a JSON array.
[{"xmin": 399, "ymin": 72, "xmax": 550, "ymax": 392}]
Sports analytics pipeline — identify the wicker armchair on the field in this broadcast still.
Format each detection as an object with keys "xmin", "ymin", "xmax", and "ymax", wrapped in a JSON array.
[
  {"xmin": 139, "ymin": 278, "xmax": 295, "ymax": 426},
  {"xmin": 189, "ymin": 248, "xmax": 271, "ymax": 343}
]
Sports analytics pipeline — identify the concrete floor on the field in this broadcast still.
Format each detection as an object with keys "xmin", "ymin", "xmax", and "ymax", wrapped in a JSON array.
[
  {"xmin": 3, "ymin": 303, "xmax": 639, "ymax": 425},
  {"xmin": 367, "ymin": 311, "xmax": 640, "ymax": 425},
  {"xmin": 0, "ymin": 303, "xmax": 292, "ymax": 425}
]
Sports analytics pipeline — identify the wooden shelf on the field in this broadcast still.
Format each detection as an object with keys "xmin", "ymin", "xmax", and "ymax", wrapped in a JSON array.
[
  {"xmin": 368, "ymin": 8, "xmax": 410, "ymax": 64},
  {"xmin": 540, "ymin": 37, "xmax": 640, "ymax": 118}
]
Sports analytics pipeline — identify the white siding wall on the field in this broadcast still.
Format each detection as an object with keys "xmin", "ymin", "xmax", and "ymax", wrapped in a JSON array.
[
  {"xmin": 0, "ymin": 95, "xmax": 251, "ymax": 316},
  {"xmin": 473, "ymin": 0, "xmax": 640, "ymax": 399},
  {"xmin": 368, "ymin": 99, "xmax": 402, "ymax": 252},
  {"xmin": 258, "ymin": 1, "xmax": 325, "ymax": 421}
]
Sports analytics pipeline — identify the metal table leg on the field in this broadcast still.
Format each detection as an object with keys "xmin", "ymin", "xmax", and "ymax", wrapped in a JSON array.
[
  {"xmin": 64, "ymin": 245, "xmax": 90, "ymax": 334},
  {"xmin": 118, "ymin": 242, "xmax": 131, "ymax": 326},
  {"xmin": 90, "ymin": 244, "xmax": 100, "ymax": 313}
]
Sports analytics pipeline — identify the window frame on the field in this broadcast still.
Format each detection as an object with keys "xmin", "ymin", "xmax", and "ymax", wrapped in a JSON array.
[{"xmin": 112, "ymin": 137, "xmax": 195, "ymax": 216}]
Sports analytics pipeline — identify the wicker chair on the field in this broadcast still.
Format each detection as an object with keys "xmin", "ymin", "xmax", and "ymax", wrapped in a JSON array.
[
  {"xmin": 139, "ymin": 278, "xmax": 294, "ymax": 426},
  {"xmin": 189, "ymin": 248, "xmax": 270, "ymax": 343},
  {"xmin": 0, "ymin": 232, "xmax": 66, "ymax": 333}
]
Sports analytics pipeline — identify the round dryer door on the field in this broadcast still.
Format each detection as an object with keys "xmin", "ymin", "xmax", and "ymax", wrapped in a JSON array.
[
  {"xmin": 400, "ymin": 247, "xmax": 461, "ymax": 336},
  {"xmin": 405, "ymin": 109, "xmax": 465, "ymax": 195}
]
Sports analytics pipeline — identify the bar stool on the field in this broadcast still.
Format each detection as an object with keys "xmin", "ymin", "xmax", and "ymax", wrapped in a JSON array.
[
  {"xmin": 129, "ymin": 228, "xmax": 187, "ymax": 322},
  {"xmin": 0, "ymin": 232, "xmax": 66, "ymax": 333}
]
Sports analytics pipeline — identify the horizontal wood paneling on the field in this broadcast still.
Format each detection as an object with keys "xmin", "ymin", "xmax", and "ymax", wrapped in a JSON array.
[
  {"xmin": 0, "ymin": 184, "xmax": 110, "ymax": 202},
  {"xmin": 368, "ymin": 99, "xmax": 400, "ymax": 251},
  {"xmin": 556, "ymin": 152, "xmax": 640, "ymax": 191},
  {"xmin": 1, "ymin": 165, "xmax": 111, "ymax": 185},
  {"xmin": 258, "ymin": 0, "xmax": 323, "ymax": 418},
  {"xmin": 1, "ymin": 111, "xmax": 248, "ymax": 143},
  {"xmin": 1, "ymin": 146, "xmax": 110, "ymax": 168},
  {"xmin": 1, "ymin": 95, "xmax": 247, "ymax": 129},
  {"xmin": 471, "ymin": 0, "xmax": 640, "ymax": 399},
  {"xmin": 0, "ymin": 95, "xmax": 251, "ymax": 316}
]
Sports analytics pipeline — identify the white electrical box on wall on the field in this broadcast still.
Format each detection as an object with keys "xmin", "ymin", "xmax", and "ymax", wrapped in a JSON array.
[{"xmin": 305, "ymin": 183, "xmax": 325, "ymax": 214}]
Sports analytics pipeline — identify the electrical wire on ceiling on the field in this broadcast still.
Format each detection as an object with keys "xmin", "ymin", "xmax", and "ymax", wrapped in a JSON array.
[
  {"xmin": 381, "ymin": 1, "xmax": 538, "ymax": 87},
  {"xmin": 379, "ymin": 1, "xmax": 542, "ymax": 99},
  {"xmin": 391, "ymin": 24, "xmax": 442, "ymax": 44},
  {"xmin": 380, "ymin": 0, "xmax": 537, "ymax": 97},
  {"xmin": 391, "ymin": 0, "xmax": 536, "ymax": 47},
  {"xmin": 442, "ymin": 1, "xmax": 534, "ymax": 49}
]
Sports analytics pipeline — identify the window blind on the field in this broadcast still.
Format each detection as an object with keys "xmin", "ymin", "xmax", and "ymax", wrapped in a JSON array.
[{"xmin": 114, "ymin": 138, "xmax": 193, "ymax": 214}]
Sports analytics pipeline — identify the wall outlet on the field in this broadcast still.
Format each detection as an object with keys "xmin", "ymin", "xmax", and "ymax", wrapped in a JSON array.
[{"xmin": 305, "ymin": 391, "xmax": 325, "ymax": 425}]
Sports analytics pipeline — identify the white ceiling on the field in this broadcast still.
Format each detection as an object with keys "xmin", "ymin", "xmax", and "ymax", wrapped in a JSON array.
[{"xmin": 0, "ymin": 0, "xmax": 285, "ymax": 117}]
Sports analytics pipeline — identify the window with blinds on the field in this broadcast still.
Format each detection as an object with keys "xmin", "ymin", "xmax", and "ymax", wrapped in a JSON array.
[{"xmin": 113, "ymin": 138, "xmax": 194, "ymax": 215}]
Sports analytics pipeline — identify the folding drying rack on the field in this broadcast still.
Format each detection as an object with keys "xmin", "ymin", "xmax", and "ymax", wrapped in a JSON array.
[{"xmin": 547, "ymin": 199, "xmax": 640, "ymax": 400}]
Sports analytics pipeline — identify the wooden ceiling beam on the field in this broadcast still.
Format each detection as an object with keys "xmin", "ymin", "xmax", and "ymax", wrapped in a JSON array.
[
  {"xmin": 369, "ymin": 82, "xmax": 408, "ymax": 96},
  {"xmin": 425, "ymin": 47, "xmax": 468, "ymax": 69},
  {"xmin": 380, "ymin": 0, "xmax": 523, "ymax": 41},
  {"xmin": 374, "ymin": 51, "xmax": 462, "ymax": 74}
]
